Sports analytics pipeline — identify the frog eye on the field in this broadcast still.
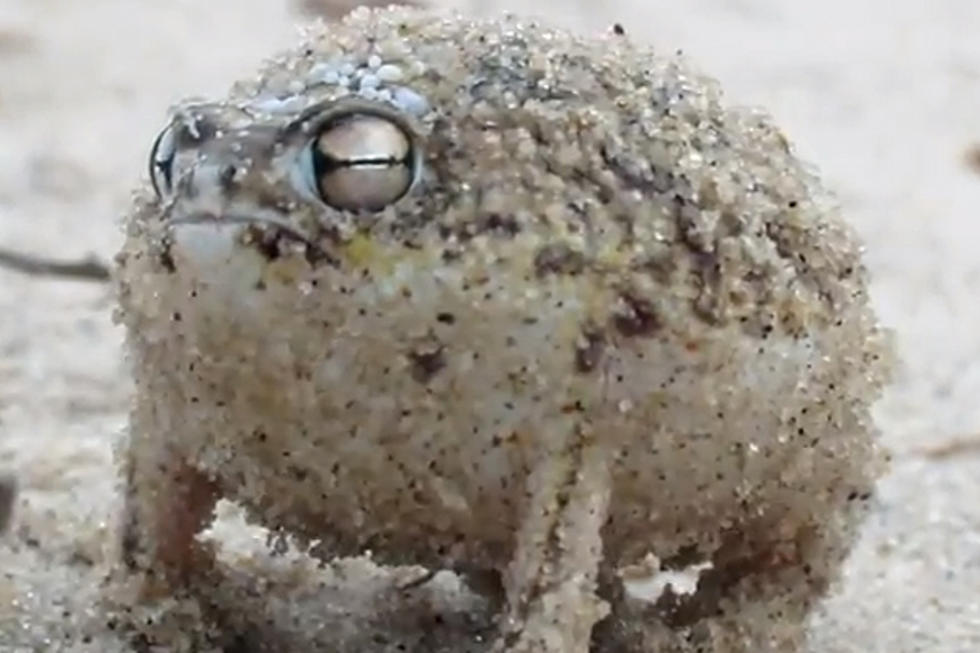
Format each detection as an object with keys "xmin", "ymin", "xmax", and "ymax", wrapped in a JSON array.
[
  {"xmin": 304, "ymin": 112, "xmax": 417, "ymax": 212},
  {"xmin": 148, "ymin": 123, "xmax": 177, "ymax": 198}
]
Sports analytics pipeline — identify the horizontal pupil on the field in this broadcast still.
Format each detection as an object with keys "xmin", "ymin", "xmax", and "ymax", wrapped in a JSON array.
[
  {"xmin": 338, "ymin": 157, "xmax": 403, "ymax": 167},
  {"xmin": 314, "ymin": 149, "xmax": 408, "ymax": 172}
]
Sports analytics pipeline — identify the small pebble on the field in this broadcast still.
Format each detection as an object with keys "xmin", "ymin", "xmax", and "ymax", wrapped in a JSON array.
[
  {"xmin": 376, "ymin": 64, "xmax": 404, "ymax": 82},
  {"xmin": 250, "ymin": 95, "xmax": 309, "ymax": 114},
  {"xmin": 392, "ymin": 86, "xmax": 429, "ymax": 116},
  {"xmin": 359, "ymin": 73, "xmax": 381, "ymax": 90}
]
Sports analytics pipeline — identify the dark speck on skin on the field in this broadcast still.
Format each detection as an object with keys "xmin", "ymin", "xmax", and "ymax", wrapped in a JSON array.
[
  {"xmin": 408, "ymin": 342, "xmax": 447, "ymax": 383},
  {"xmin": 575, "ymin": 327, "xmax": 605, "ymax": 373},
  {"xmin": 158, "ymin": 244, "xmax": 176, "ymax": 273},
  {"xmin": 248, "ymin": 225, "xmax": 282, "ymax": 261},
  {"xmin": 534, "ymin": 242, "xmax": 586, "ymax": 277},
  {"xmin": 612, "ymin": 291, "xmax": 661, "ymax": 337}
]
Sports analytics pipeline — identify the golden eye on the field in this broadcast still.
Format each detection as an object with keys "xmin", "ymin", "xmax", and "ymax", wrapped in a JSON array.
[{"xmin": 309, "ymin": 113, "xmax": 416, "ymax": 212}]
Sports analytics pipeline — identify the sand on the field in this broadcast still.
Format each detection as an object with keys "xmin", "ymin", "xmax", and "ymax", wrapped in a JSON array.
[{"xmin": 0, "ymin": 1, "xmax": 977, "ymax": 651}]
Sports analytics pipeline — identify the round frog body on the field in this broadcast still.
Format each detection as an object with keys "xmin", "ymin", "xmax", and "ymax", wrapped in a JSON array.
[{"xmin": 115, "ymin": 7, "xmax": 892, "ymax": 652}]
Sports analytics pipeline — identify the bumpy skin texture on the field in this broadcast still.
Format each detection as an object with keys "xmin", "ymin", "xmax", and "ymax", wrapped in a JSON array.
[{"xmin": 114, "ymin": 7, "xmax": 893, "ymax": 652}]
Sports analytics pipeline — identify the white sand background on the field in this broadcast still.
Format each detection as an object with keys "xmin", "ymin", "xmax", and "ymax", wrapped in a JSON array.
[{"xmin": 1, "ymin": 0, "xmax": 978, "ymax": 651}]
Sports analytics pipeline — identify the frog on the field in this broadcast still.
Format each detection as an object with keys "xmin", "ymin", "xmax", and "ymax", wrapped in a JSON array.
[{"xmin": 112, "ymin": 6, "xmax": 893, "ymax": 652}]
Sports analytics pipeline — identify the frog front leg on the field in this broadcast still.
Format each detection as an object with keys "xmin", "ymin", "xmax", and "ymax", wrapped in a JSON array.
[
  {"xmin": 496, "ymin": 428, "xmax": 613, "ymax": 653},
  {"xmin": 118, "ymin": 429, "xmax": 221, "ymax": 597}
]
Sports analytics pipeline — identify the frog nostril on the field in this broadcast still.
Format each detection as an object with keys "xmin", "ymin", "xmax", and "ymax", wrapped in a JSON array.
[{"xmin": 218, "ymin": 163, "xmax": 239, "ymax": 190}]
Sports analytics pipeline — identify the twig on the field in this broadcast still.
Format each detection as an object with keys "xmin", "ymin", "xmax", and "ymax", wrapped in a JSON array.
[
  {"xmin": 0, "ymin": 246, "xmax": 111, "ymax": 282},
  {"xmin": 0, "ymin": 474, "xmax": 16, "ymax": 534},
  {"xmin": 915, "ymin": 435, "xmax": 980, "ymax": 460},
  {"xmin": 965, "ymin": 143, "xmax": 980, "ymax": 175}
]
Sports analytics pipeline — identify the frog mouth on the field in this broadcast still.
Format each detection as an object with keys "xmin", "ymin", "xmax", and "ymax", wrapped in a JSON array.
[
  {"xmin": 169, "ymin": 213, "xmax": 315, "ymax": 247},
  {"xmin": 167, "ymin": 212, "xmax": 336, "ymax": 267}
]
